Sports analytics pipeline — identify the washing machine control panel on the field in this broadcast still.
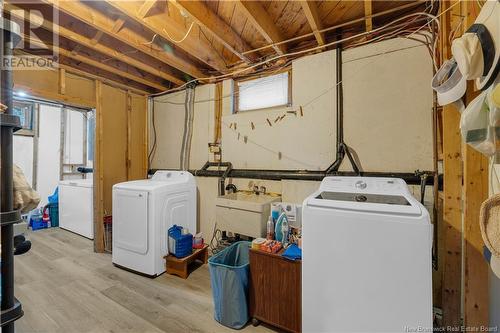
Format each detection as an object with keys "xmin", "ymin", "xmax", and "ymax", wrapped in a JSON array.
[{"xmin": 320, "ymin": 177, "xmax": 407, "ymax": 195}]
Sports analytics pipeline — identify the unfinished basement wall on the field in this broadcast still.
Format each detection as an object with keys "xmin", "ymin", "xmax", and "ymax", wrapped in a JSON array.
[
  {"xmin": 150, "ymin": 37, "xmax": 434, "ymax": 241},
  {"xmin": 13, "ymin": 68, "xmax": 148, "ymax": 251}
]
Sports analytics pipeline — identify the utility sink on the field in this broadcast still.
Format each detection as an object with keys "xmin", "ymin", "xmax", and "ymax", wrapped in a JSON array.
[{"xmin": 216, "ymin": 192, "xmax": 281, "ymax": 238}]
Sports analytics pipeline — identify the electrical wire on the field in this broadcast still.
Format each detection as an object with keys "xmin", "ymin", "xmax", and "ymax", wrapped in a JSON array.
[
  {"xmin": 151, "ymin": 5, "xmax": 458, "ymax": 97},
  {"xmin": 163, "ymin": 22, "xmax": 195, "ymax": 44}
]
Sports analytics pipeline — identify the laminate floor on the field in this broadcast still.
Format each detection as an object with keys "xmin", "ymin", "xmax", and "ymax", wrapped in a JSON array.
[{"xmin": 13, "ymin": 228, "xmax": 277, "ymax": 333}]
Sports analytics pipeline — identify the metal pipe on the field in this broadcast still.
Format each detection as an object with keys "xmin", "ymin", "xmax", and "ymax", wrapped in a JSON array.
[{"xmin": 1, "ymin": 22, "xmax": 16, "ymax": 333}]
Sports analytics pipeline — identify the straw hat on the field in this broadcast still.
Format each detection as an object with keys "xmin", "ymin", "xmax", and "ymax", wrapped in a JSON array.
[
  {"xmin": 452, "ymin": 0, "xmax": 499, "ymax": 91},
  {"xmin": 480, "ymin": 194, "xmax": 500, "ymax": 257}
]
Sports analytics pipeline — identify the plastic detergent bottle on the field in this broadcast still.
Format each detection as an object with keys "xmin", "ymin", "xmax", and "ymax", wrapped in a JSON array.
[
  {"xmin": 43, "ymin": 208, "xmax": 51, "ymax": 228},
  {"xmin": 266, "ymin": 216, "xmax": 274, "ymax": 240}
]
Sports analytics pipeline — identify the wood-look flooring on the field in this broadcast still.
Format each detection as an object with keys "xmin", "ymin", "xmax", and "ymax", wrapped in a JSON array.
[{"xmin": 13, "ymin": 228, "xmax": 277, "ymax": 333}]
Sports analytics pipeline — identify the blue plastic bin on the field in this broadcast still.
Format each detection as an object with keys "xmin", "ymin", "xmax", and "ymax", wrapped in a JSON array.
[
  {"xmin": 208, "ymin": 241, "xmax": 251, "ymax": 329},
  {"xmin": 168, "ymin": 225, "xmax": 193, "ymax": 258}
]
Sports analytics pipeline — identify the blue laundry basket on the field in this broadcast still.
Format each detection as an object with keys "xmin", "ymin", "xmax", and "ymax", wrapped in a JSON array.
[{"xmin": 208, "ymin": 241, "xmax": 251, "ymax": 329}]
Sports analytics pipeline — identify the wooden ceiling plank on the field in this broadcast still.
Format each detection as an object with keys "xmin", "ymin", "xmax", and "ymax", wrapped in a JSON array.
[
  {"xmin": 42, "ymin": 0, "xmax": 204, "ymax": 78},
  {"xmin": 364, "ymin": 0, "xmax": 373, "ymax": 31},
  {"xmin": 105, "ymin": 0, "xmax": 227, "ymax": 72},
  {"xmin": 235, "ymin": 0, "xmax": 286, "ymax": 55},
  {"xmin": 172, "ymin": 0, "xmax": 257, "ymax": 63},
  {"xmin": 5, "ymin": 3, "xmax": 184, "ymax": 86},
  {"xmin": 300, "ymin": 1, "xmax": 325, "ymax": 46},
  {"xmin": 22, "ymin": 33, "xmax": 168, "ymax": 91}
]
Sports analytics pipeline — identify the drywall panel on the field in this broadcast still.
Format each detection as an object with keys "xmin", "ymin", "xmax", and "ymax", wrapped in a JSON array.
[
  {"xmin": 281, "ymin": 180, "xmax": 320, "ymax": 204},
  {"xmin": 37, "ymin": 104, "xmax": 61, "ymax": 205},
  {"xmin": 221, "ymin": 50, "xmax": 336, "ymax": 170},
  {"xmin": 101, "ymin": 84, "xmax": 127, "ymax": 215},
  {"xmin": 13, "ymin": 135, "xmax": 34, "ymax": 186},
  {"xmin": 129, "ymin": 93, "xmax": 148, "ymax": 180},
  {"xmin": 151, "ymin": 84, "xmax": 214, "ymax": 170},
  {"xmin": 342, "ymin": 38, "xmax": 434, "ymax": 172},
  {"xmin": 63, "ymin": 109, "xmax": 85, "ymax": 165}
]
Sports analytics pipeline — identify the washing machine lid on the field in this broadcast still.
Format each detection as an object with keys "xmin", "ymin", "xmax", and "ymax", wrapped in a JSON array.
[
  {"xmin": 59, "ymin": 178, "xmax": 93, "ymax": 188},
  {"xmin": 113, "ymin": 171, "xmax": 194, "ymax": 192}
]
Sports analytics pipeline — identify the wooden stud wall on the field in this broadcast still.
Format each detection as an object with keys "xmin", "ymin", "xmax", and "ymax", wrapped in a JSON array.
[
  {"xmin": 13, "ymin": 67, "xmax": 148, "ymax": 253},
  {"xmin": 440, "ymin": 0, "xmax": 490, "ymax": 329}
]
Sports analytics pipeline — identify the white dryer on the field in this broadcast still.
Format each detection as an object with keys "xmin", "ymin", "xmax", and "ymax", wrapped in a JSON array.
[
  {"xmin": 112, "ymin": 171, "xmax": 197, "ymax": 277},
  {"xmin": 302, "ymin": 177, "xmax": 432, "ymax": 333}
]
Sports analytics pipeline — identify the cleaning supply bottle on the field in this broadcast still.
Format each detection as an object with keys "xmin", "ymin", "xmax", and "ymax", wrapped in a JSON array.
[
  {"xmin": 266, "ymin": 216, "xmax": 274, "ymax": 240},
  {"xmin": 43, "ymin": 207, "xmax": 51, "ymax": 228}
]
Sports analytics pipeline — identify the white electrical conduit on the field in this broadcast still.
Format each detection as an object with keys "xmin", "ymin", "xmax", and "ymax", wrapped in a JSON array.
[{"xmin": 150, "ymin": 5, "xmax": 456, "ymax": 97}]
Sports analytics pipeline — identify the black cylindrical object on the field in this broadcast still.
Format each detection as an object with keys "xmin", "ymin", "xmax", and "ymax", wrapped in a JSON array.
[{"xmin": 1, "ymin": 24, "xmax": 16, "ymax": 333}]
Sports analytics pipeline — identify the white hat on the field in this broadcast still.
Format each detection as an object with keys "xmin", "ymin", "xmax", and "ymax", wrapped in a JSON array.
[
  {"xmin": 432, "ymin": 58, "xmax": 467, "ymax": 106},
  {"xmin": 452, "ymin": 0, "xmax": 499, "ymax": 91}
]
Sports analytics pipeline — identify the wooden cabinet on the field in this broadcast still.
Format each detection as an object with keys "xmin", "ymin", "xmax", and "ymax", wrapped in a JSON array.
[{"xmin": 249, "ymin": 248, "xmax": 301, "ymax": 333}]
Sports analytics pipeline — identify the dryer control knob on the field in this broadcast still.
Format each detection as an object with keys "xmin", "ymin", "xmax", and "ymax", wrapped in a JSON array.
[{"xmin": 355, "ymin": 180, "xmax": 367, "ymax": 189}]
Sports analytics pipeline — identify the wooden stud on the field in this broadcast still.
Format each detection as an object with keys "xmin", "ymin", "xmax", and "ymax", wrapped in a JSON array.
[
  {"xmin": 94, "ymin": 80, "xmax": 105, "ymax": 253},
  {"xmin": 42, "ymin": 0, "xmax": 204, "ymax": 78},
  {"xmin": 105, "ymin": 0, "xmax": 228, "ymax": 72},
  {"xmin": 58, "ymin": 68, "xmax": 66, "ymax": 95},
  {"xmin": 172, "ymin": 0, "xmax": 257, "ymax": 63},
  {"xmin": 214, "ymin": 82, "xmax": 223, "ymax": 143},
  {"xmin": 300, "ymin": 1, "xmax": 325, "ymax": 46},
  {"xmin": 236, "ymin": 0, "xmax": 286, "ymax": 55},
  {"xmin": 364, "ymin": 0, "xmax": 373, "ymax": 32},
  {"xmin": 461, "ymin": 1, "xmax": 489, "ymax": 328},
  {"xmin": 126, "ymin": 91, "xmax": 132, "ymax": 180}
]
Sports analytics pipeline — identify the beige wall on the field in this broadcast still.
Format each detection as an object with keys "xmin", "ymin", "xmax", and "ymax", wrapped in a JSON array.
[{"xmin": 150, "ymin": 37, "xmax": 435, "ymax": 239}]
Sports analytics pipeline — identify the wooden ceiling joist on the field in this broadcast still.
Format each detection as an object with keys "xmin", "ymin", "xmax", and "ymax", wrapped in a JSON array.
[
  {"xmin": 22, "ymin": 34, "xmax": 168, "ymax": 91},
  {"xmin": 171, "ymin": 0, "xmax": 257, "ymax": 63},
  {"xmin": 5, "ymin": 3, "xmax": 184, "ymax": 86},
  {"xmin": 105, "ymin": 0, "xmax": 228, "ymax": 73},
  {"xmin": 42, "ymin": 0, "xmax": 205, "ymax": 79},
  {"xmin": 300, "ymin": 1, "xmax": 325, "ymax": 46},
  {"xmin": 236, "ymin": 0, "xmax": 287, "ymax": 55}
]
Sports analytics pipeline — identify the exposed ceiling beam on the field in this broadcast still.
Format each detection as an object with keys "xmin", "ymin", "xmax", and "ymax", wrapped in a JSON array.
[
  {"xmin": 105, "ymin": 0, "xmax": 228, "ymax": 73},
  {"xmin": 364, "ymin": 0, "xmax": 373, "ymax": 32},
  {"xmin": 21, "ymin": 34, "xmax": 168, "ymax": 91},
  {"xmin": 236, "ymin": 0, "xmax": 286, "ymax": 55},
  {"xmin": 300, "ymin": 1, "xmax": 325, "ymax": 46},
  {"xmin": 6, "ymin": 3, "xmax": 184, "ymax": 86},
  {"xmin": 41, "ymin": 0, "xmax": 205, "ymax": 79},
  {"xmin": 171, "ymin": 0, "xmax": 257, "ymax": 63}
]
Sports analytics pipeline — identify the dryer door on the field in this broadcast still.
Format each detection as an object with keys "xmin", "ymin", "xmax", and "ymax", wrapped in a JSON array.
[{"xmin": 113, "ymin": 189, "xmax": 149, "ymax": 254}]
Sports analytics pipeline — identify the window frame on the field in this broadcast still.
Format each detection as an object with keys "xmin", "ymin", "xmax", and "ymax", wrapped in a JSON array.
[
  {"xmin": 233, "ymin": 69, "xmax": 292, "ymax": 113},
  {"xmin": 13, "ymin": 99, "xmax": 37, "ymax": 136}
]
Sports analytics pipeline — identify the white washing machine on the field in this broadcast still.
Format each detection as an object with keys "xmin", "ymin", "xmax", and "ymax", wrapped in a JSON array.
[
  {"xmin": 302, "ymin": 177, "xmax": 432, "ymax": 333},
  {"xmin": 112, "ymin": 171, "xmax": 197, "ymax": 277},
  {"xmin": 59, "ymin": 178, "xmax": 94, "ymax": 239}
]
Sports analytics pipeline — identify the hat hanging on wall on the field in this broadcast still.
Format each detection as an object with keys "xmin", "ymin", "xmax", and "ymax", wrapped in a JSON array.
[
  {"xmin": 451, "ymin": 0, "xmax": 499, "ymax": 91},
  {"xmin": 431, "ymin": 58, "xmax": 467, "ymax": 106},
  {"xmin": 480, "ymin": 193, "xmax": 500, "ymax": 258}
]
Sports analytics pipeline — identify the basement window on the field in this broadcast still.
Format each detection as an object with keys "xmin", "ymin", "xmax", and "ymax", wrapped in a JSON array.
[
  {"xmin": 235, "ymin": 71, "xmax": 291, "ymax": 112},
  {"xmin": 13, "ymin": 100, "xmax": 36, "ymax": 136}
]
